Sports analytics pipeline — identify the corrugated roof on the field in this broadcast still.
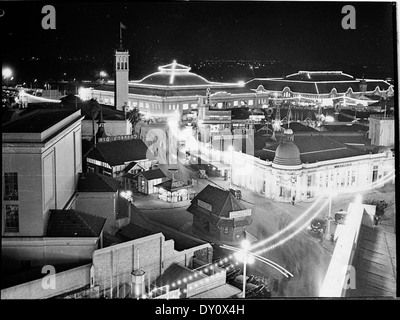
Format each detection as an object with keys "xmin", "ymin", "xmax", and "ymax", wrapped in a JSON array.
[
  {"xmin": 77, "ymin": 173, "xmax": 120, "ymax": 192},
  {"xmin": 46, "ymin": 210, "xmax": 106, "ymax": 237},
  {"xmin": 154, "ymin": 179, "xmax": 191, "ymax": 192},
  {"xmin": 346, "ymin": 225, "xmax": 396, "ymax": 297}
]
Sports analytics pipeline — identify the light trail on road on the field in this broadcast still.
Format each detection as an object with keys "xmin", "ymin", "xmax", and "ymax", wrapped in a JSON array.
[{"xmin": 248, "ymin": 170, "xmax": 395, "ymax": 255}]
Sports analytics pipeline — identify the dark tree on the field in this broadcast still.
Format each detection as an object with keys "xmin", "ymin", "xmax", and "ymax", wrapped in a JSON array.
[
  {"xmin": 87, "ymin": 98, "xmax": 101, "ymax": 143},
  {"xmin": 126, "ymin": 107, "xmax": 143, "ymax": 135}
]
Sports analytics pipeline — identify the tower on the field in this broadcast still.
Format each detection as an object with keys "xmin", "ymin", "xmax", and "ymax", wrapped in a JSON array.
[{"xmin": 115, "ymin": 42, "xmax": 129, "ymax": 112}]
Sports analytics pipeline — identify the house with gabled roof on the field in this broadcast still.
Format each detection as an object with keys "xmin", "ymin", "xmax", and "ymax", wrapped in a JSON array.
[
  {"xmin": 86, "ymin": 136, "xmax": 156, "ymax": 188},
  {"xmin": 187, "ymin": 184, "xmax": 252, "ymax": 243}
]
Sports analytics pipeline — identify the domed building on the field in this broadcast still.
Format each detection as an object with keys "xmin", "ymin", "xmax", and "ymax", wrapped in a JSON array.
[
  {"xmin": 230, "ymin": 128, "xmax": 395, "ymax": 203},
  {"xmin": 84, "ymin": 60, "xmax": 265, "ymax": 123},
  {"xmin": 272, "ymin": 129, "xmax": 302, "ymax": 169}
]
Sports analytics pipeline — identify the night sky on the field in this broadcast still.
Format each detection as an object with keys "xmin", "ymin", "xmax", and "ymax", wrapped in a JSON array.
[{"xmin": 1, "ymin": 1, "xmax": 396, "ymax": 82}]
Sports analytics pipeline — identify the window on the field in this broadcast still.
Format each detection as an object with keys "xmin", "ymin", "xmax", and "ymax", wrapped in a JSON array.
[
  {"xmin": 372, "ymin": 165, "xmax": 378, "ymax": 182},
  {"xmin": 183, "ymin": 103, "xmax": 189, "ymax": 110},
  {"xmin": 4, "ymin": 173, "xmax": 18, "ymax": 200},
  {"xmin": 233, "ymin": 101, "xmax": 238, "ymax": 106},
  {"xmin": 5, "ymin": 204, "xmax": 19, "ymax": 232},
  {"xmin": 248, "ymin": 100, "xmax": 254, "ymax": 106},
  {"xmin": 169, "ymin": 105, "xmax": 172, "ymax": 110},
  {"xmin": 224, "ymin": 227, "xmax": 229, "ymax": 234}
]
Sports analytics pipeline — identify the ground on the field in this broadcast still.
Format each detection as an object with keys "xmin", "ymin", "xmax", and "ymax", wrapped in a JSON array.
[{"xmin": 130, "ymin": 159, "xmax": 396, "ymax": 297}]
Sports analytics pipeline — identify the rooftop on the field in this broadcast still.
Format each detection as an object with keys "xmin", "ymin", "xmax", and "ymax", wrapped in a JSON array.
[
  {"xmin": 137, "ymin": 168, "xmax": 166, "ymax": 181},
  {"xmin": 87, "ymin": 138, "xmax": 153, "ymax": 166},
  {"xmin": 256, "ymin": 134, "xmax": 369, "ymax": 164},
  {"xmin": 346, "ymin": 225, "xmax": 396, "ymax": 297},
  {"xmin": 77, "ymin": 172, "xmax": 120, "ymax": 193},
  {"xmin": 46, "ymin": 209, "xmax": 106, "ymax": 237},
  {"xmin": 187, "ymin": 184, "xmax": 247, "ymax": 219},
  {"xmin": 2, "ymin": 109, "xmax": 77, "ymax": 133}
]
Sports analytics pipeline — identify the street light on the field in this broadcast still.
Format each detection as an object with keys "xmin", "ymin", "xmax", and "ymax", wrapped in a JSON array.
[
  {"xmin": 235, "ymin": 239, "xmax": 254, "ymax": 298},
  {"xmin": 228, "ymin": 145, "xmax": 234, "ymax": 188},
  {"xmin": 2, "ymin": 67, "xmax": 13, "ymax": 87},
  {"xmin": 325, "ymin": 191, "xmax": 337, "ymax": 240}
]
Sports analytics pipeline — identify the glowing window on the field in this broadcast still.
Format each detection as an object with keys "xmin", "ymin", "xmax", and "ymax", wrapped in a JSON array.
[
  {"xmin": 183, "ymin": 104, "xmax": 189, "ymax": 110},
  {"xmin": 233, "ymin": 101, "xmax": 238, "ymax": 106},
  {"xmin": 248, "ymin": 100, "xmax": 254, "ymax": 106}
]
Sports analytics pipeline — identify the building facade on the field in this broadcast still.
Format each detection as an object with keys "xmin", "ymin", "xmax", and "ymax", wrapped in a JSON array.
[
  {"xmin": 2, "ymin": 109, "xmax": 84, "ymax": 236},
  {"xmin": 232, "ymin": 129, "xmax": 394, "ymax": 203}
]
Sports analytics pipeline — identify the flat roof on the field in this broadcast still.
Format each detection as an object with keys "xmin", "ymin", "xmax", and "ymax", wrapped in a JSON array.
[{"xmin": 2, "ymin": 109, "xmax": 77, "ymax": 133}]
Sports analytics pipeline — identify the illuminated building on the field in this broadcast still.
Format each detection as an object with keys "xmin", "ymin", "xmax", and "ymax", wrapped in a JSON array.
[
  {"xmin": 231, "ymin": 129, "xmax": 394, "ymax": 203},
  {"xmin": 81, "ymin": 60, "xmax": 269, "ymax": 123},
  {"xmin": 368, "ymin": 115, "xmax": 395, "ymax": 147},
  {"xmin": 247, "ymin": 71, "xmax": 394, "ymax": 107},
  {"xmin": 187, "ymin": 185, "xmax": 252, "ymax": 243}
]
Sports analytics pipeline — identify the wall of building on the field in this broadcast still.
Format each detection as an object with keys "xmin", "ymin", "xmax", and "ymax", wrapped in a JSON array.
[
  {"xmin": 1, "ymin": 237, "xmax": 99, "ymax": 271},
  {"xmin": 231, "ymin": 150, "xmax": 395, "ymax": 203},
  {"xmin": 2, "ymin": 153, "xmax": 44, "ymax": 236},
  {"xmin": 1, "ymin": 263, "xmax": 92, "ymax": 299},
  {"xmin": 369, "ymin": 117, "xmax": 395, "ymax": 147},
  {"xmin": 91, "ymin": 233, "xmax": 212, "ymax": 292},
  {"xmin": 75, "ymin": 192, "xmax": 118, "ymax": 233}
]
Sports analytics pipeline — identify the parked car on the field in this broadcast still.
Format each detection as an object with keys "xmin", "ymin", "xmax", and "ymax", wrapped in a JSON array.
[
  {"xmin": 310, "ymin": 218, "xmax": 326, "ymax": 234},
  {"xmin": 334, "ymin": 210, "xmax": 348, "ymax": 224}
]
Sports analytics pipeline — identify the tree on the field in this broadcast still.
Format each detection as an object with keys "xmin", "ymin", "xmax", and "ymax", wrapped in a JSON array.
[
  {"xmin": 126, "ymin": 107, "xmax": 143, "ymax": 135},
  {"xmin": 87, "ymin": 98, "xmax": 101, "ymax": 143}
]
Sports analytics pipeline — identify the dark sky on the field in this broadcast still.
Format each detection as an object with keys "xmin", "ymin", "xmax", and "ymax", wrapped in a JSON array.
[{"xmin": 1, "ymin": 1, "xmax": 396, "ymax": 81}]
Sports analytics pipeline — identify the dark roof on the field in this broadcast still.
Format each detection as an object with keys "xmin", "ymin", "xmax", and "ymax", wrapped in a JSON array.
[
  {"xmin": 154, "ymin": 179, "xmax": 191, "ymax": 192},
  {"xmin": 123, "ymin": 161, "xmax": 137, "ymax": 173},
  {"xmin": 87, "ymin": 138, "xmax": 153, "ymax": 166},
  {"xmin": 138, "ymin": 168, "xmax": 166, "ymax": 180},
  {"xmin": 321, "ymin": 123, "xmax": 369, "ymax": 132},
  {"xmin": 116, "ymin": 223, "xmax": 154, "ymax": 242},
  {"xmin": 77, "ymin": 173, "xmax": 120, "ymax": 192},
  {"xmin": 257, "ymin": 134, "xmax": 369, "ymax": 164},
  {"xmin": 2, "ymin": 109, "xmax": 77, "ymax": 133},
  {"xmin": 188, "ymin": 184, "xmax": 247, "ymax": 218},
  {"xmin": 154, "ymin": 263, "xmax": 202, "ymax": 289},
  {"xmin": 46, "ymin": 210, "xmax": 106, "ymax": 237}
]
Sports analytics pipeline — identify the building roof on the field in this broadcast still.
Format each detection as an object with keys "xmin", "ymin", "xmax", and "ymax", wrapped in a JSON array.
[
  {"xmin": 87, "ymin": 138, "xmax": 153, "ymax": 166},
  {"xmin": 247, "ymin": 72, "xmax": 391, "ymax": 95},
  {"xmin": 285, "ymin": 71, "xmax": 355, "ymax": 81},
  {"xmin": 2, "ymin": 109, "xmax": 77, "ymax": 133},
  {"xmin": 138, "ymin": 168, "xmax": 166, "ymax": 180},
  {"xmin": 187, "ymin": 184, "xmax": 247, "ymax": 219},
  {"xmin": 77, "ymin": 172, "xmax": 120, "ymax": 192},
  {"xmin": 46, "ymin": 210, "xmax": 106, "ymax": 237},
  {"xmin": 257, "ymin": 133, "xmax": 369, "ymax": 164},
  {"xmin": 154, "ymin": 178, "xmax": 191, "ymax": 192},
  {"xmin": 346, "ymin": 225, "xmax": 396, "ymax": 297},
  {"xmin": 154, "ymin": 263, "xmax": 204, "ymax": 289},
  {"xmin": 134, "ymin": 61, "xmax": 237, "ymax": 87}
]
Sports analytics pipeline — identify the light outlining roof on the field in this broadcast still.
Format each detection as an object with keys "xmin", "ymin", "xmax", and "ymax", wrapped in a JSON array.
[{"xmin": 131, "ymin": 60, "xmax": 240, "ymax": 88}]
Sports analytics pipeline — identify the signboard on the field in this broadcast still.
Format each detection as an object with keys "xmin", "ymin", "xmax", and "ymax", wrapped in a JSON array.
[
  {"xmin": 198, "ymin": 199, "xmax": 212, "ymax": 212},
  {"xmin": 334, "ymin": 163, "xmax": 352, "ymax": 168},
  {"xmin": 229, "ymin": 209, "xmax": 252, "ymax": 219}
]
